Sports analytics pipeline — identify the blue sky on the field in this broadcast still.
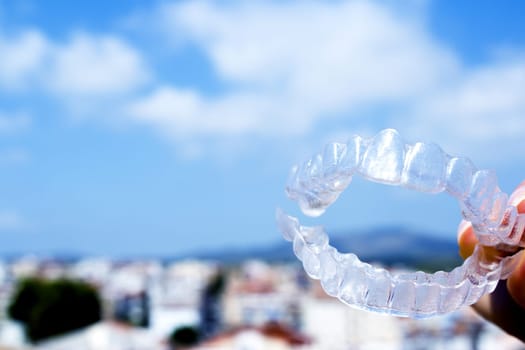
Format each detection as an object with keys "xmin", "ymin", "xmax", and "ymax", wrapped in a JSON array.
[{"xmin": 0, "ymin": 0, "xmax": 524, "ymax": 257}]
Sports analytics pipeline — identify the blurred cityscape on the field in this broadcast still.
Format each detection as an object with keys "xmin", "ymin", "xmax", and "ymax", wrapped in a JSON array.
[
  {"xmin": 1, "ymin": 1, "xmax": 524, "ymax": 349},
  {"xmin": 0, "ymin": 256, "xmax": 522, "ymax": 350}
]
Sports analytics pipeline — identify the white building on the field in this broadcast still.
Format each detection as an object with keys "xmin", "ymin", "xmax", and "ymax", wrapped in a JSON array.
[
  {"xmin": 301, "ymin": 294, "xmax": 402, "ymax": 350},
  {"xmin": 34, "ymin": 321, "xmax": 165, "ymax": 350}
]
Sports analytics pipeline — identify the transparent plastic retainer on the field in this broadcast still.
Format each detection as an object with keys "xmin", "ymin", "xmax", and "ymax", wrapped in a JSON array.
[{"xmin": 277, "ymin": 129, "xmax": 525, "ymax": 318}]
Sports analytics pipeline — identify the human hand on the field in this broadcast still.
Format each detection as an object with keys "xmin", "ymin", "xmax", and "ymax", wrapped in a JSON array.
[{"xmin": 457, "ymin": 180, "xmax": 525, "ymax": 342}]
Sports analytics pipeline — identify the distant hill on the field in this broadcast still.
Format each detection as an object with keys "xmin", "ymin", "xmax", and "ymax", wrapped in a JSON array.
[
  {"xmin": 187, "ymin": 226, "xmax": 462, "ymax": 271},
  {"xmin": 330, "ymin": 227, "xmax": 461, "ymax": 270},
  {"xmin": 1, "ymin": 227, "xmax": 460, "ymax": 272}
]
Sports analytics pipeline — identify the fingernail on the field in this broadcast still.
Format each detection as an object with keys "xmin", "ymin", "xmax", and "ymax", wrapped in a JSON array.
[
  {"xmin": 457, "ymin": 219, "xmax": 471, "ymax": 235},
  {"xmin": 509, "ymin": 184, "xmax": 525, "ymax": 207}
]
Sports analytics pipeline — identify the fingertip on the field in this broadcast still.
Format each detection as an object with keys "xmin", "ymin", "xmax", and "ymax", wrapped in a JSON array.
[
  {"xmin": 457, "ymin": 219, "xmax": 471, "ymax": 237},
  {"xmin": 509, "ymin": 180, "xmax": 525, "ymax": 213},
  {"xmin": 517, "ymin": 199, "xmax": 525, "ymax": 214},
  {"xmin": 457, "ymin": 220, "xmax": 477, "ymax": 259}
]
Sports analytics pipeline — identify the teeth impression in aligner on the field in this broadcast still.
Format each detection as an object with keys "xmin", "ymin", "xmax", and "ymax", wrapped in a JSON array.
[{"xmin": 278, "ymin": 128, "xmax": 525, "ymax": 318}]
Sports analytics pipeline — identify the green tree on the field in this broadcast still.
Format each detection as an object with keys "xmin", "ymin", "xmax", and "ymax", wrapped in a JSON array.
[{"xmin": 8, "ymin": 277, "xmax": 102, "ymax": 342}]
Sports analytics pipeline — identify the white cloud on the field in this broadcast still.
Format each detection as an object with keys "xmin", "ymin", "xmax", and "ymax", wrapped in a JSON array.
[
  {"xmin": 161, "ymin": 0, "xmax": 458, "ymax": 109},
  {"xmin": 0, "ymin": 30, "xmax": 48, "ymax": 91},
  {"xmin": 127, "ymin": 86, "xmax": 309, "ymax": 138},
  {"xmin": 2, "ymin": 0, "xmax": 524, "ymax": 164},
  {"xmin": 125, "ymin": 0, "xmax": 458, "ymax": 143},
  {"xmin": 0, "ymin": 30, "xmax": 150, "ymax": 96},
  {"xmin": 405, "ymin": 56, "xmax": 525, "ymax": 161},
  {"xmin": 128, "ymin": 0, "xmax": 525, "ymax": 163},
  {"xmin": 46, "ymin": 33, "xmax": 150, "ymax": 96}
]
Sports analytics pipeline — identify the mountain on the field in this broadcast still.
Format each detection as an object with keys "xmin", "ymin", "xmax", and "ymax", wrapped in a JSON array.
[
  {"xmin": 329, "ymin": 227, "xmax": 461, "ymax": 269},
  {"xmin": 188, "ymin": 226, "xmax": 462, "ymax": 270}
]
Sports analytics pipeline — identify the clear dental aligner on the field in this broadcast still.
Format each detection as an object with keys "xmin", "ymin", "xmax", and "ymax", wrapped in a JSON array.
[{"xmin": 278, "ymin": 129, "xmax": 525, "ymax": 318}]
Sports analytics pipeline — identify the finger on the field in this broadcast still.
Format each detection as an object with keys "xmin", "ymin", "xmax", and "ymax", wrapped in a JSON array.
[
  {"xmin": 509, "ymin": 179, "xmax": 525, "ymax": 211},
  {"xmin": 460, "ymin": 180, "xmax": 525, "ymax": 337},
  {"xmin": 457, "ymin": 220, "xmax": 477, "ymax": 259},
  {"xmin": 484, "ymin": 280, "xmax": 525, "ymax": 342},
  {"xmin": 506, "ymin": 180, "xmax": 525, "ymax": 308},
  {"xmin": 457, "ymin": 180, "xmax": 525, "ymax": 259},
  {"xmin": 471, "ymin": 294, "xmax": 492, "ymax": 322}
]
